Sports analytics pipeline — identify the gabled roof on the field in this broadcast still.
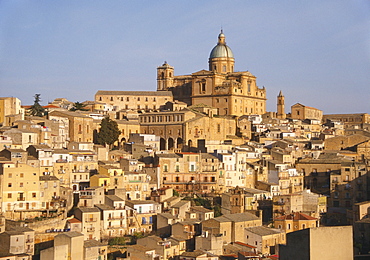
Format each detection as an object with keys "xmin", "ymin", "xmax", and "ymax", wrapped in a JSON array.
[
  {"xmin": 245, "ymin": 226, "xmax": 282, "ymax": 236},
  {"xmin": 274, "ymin": 212, "xmax": 317, "ymax": 221}
]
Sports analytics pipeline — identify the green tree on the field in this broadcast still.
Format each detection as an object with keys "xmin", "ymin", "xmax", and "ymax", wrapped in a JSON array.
[
  {"xmin": 29, "ymin": 94, "xmax": 45, "ymax": 117},
  {"xmin": 97, "ymin": 117, "xmax": 121, "ymax": 149},
  {"xmin": 70, "ymin": 101, "xmax": 88, "ymax": 111}
]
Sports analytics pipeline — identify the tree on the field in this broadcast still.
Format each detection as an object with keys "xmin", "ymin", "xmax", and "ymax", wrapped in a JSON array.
[
  {"xmin": 29, "ymin": 94, "xmax": 45, "ymax": 117},
  {"xmin": 70, "ymin": 101, "xmax": 88, "ymax": 111},
  {"xmin": 97, "ymin": 117, "xmax": 121, "ymax": 149}
]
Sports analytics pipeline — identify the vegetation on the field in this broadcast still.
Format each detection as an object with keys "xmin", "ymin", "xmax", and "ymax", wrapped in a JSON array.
[
  {"xmin": 29, "ymin": 94, "xmax": 45, "ymax": 117},
  {"xmin": 96, "ymin": 117, "xmax": 121, "ymax": 149},
  {"xmin": 173, "ymin": 189, "xmax": 180, "ymax": 197},
  {"xmin": 213, "ymin": 204, "xmax": 222, "ymax": 217},
  {"xmin": 70, "ymin": 101, "xmax": 88, "ymax": 111},
  {"xmin": 108, "ymin": 236, "xmax": 127, "ymax": 246}
]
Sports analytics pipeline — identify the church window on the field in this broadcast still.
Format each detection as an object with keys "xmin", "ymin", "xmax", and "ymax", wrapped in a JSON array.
[
  {"xmin": 169, "ymin": 72, "xmax": 172, "ymax": 77},
  {"xmin": 248, "ymin": 83, "xmax": 251, "ymax": 93},
  {"xmin": 125, "ymin": 105, "xmax": 128, "ymax": 109},
  {"xmin": 99, "ymin": 97, "xmax": 102, "ymax": 101},
  {"xmin": 225, "ymin": 98, "xmax": 228, "ymax": 102},
  {"xmin": 145, "ymin": 97, "xmax": 148, "ymax": 101},
  {"xmin": 153, "ymin": 105, "xmax": 156, "ymax": 110},
  {"xmin": 216, "ymin": 98, "xmax": 219, "ymax": 103},
  {"xmin": 153, "ymin": 97, "xmax": 156, "ymax": 102},
  {"xmin": 121, "ymin": 97, "xmax": 124, "ymax": 101},
  {"xmin": 126, "ymin": 97, "xmax": 129, "ymax": 101},
  {"xmin": 137, "ymin": 97, "xmax": 140, "ymax": 101},
  {"xmin": 201, "ymin": 83, "xmax": 206, "ymax": 93},
  {"xmin": 223, "ymin": 65, "xmax": 226, "ymax": 72},
  {"xmin": 214, "ymin": 65, "xmax": 217, "ymax": 71},
  {"xmin": 217, "ymin": 124, "xmax": 221, "ymax": 133}
]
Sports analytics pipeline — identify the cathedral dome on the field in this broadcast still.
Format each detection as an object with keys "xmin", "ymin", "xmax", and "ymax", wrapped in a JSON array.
[{"xmin": 209, "ymin": 31, "xmax": 234, "ymax": 59}]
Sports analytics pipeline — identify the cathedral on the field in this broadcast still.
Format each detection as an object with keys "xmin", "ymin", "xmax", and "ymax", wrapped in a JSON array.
[{"xmin": 157, "ymin": 30, "xmax": 267, "ymax": 117}]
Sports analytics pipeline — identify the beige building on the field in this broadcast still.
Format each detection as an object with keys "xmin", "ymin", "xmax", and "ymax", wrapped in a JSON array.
[
  {"xmin": 95, "ymin": 203, "xmax": 126, "ymax": 238},
  {"xmin": 244, "ymin": 226, "xmax": 285, "ymax": 255},
  {"xmin": 291, "ymin": 103, "xmax": 323, "ymax": 121},
  {"xmin": 48, "ymin": 111, "xmax": 94, "ymax": 143},
  {"xmin": 279, "ymin": 226, "xmax": 353, "ymax": 260},
  {"xmin": 139, "ymin": 105, "xmax": 238, "ymax": 151},
  {"xmin": 74, "ymin": 207, "xmax": 101, "ymax": 241},
  {"xmin": 0, "ymin": 97, "xmax": 24, "ymax": 126},
  {"xmin": 3, "ymin": 128, "xmax": 39, "ymax": 150},
  {"xmin": 201, "ymin": 212, "xmax": 262, "ymax": 244},
  {"xmin": 95, "ymin": 90, "xmax": 173, "ymax": 112},
  {"xmin": 155, "ymin": 152, "xmax": 220, "ymax": 194},
  {"xmin": 136, "ymin": 235, "xmax": 181, "ymax": 260},
  {"xmin": 274, "ymin": 212, "xmax": 318, "ymax": 233},
  {"xmin": 323, "ymin": 113, "xmax": 370, "ymax": 129},
  {"xmin": 0, "ymin": 227, "xmax": 35, "ymax": 257},
  {"xmin": 157, "ymin": 31, "xmax": 266, "ymax": 116}
]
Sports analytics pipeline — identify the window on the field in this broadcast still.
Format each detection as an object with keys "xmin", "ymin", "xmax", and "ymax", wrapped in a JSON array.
[
  {"xmin": 7, "ymin": 193, "xmax": 12, "ymax": 198},
  {"xmin": 201, "ymin": 83, "xmax": 206, "ymax": 93},
  {"xmin": 32, "ymin": 193, "xmax": 36, "ymax": 198},
  {"xmin": 20, "ymin": 183, "xmax": 23, "ymax": 187},
  {"xmin": 8, "ymin": 183, "xmax": 11, "ymax": 187}
]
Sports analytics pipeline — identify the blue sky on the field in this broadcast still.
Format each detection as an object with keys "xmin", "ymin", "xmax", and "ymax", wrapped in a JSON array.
[{"xmin": 0, "ymin": 0, "xmax": 369, "ymax": 114}]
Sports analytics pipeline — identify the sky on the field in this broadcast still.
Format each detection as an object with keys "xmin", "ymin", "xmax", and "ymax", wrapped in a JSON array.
[{"xmin": 0, "ymin": 0, "xmax": 369, "ymax": 114}]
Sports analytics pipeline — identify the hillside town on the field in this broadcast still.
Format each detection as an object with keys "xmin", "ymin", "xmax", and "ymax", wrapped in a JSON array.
[{"xmin": 0, "ymin": 32, "xmax": 368, "ymax": 260}]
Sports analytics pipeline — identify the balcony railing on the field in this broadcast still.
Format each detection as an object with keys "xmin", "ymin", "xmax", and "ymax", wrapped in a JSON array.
[
  {"xmin": 108, "ymin": 216, "xmax": 125, "ymax": 220},
  {"xmin": 85, "ymin": 218, "xmax": 97, "ymax": 222},
  {"xmin": 17, "ymin": 197, "xmax": 25, "ymax": 201},
  {"xmin": 107, "ymin": 225, "xmax": 125, "ymax": 229},
  {"xmin": 86, "ymin": 227, "xmax": 95, "ymax": 232}
]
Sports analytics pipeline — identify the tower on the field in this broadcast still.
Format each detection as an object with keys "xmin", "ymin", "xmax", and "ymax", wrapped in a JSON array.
[
  {"xmin": 157, "ymin": 61, "xmax": 174, "ymax": 91},
  {"xmin": 277, "ymin": 90, "xmax": 286, "ymax": 119},
  {"xmin": 208, "ymin": 30, "xmax": 235, "ymax": 73}
]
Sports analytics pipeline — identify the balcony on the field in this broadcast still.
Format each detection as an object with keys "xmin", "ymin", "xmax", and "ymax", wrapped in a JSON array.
[
  {"xmin": 85, "ymin": 218, "xmax": 97, "ymax": 222},
  {"xmin": 107, "ymin": 225, "xmax": 125, "ymax": 229},
  {"xmin": 26, "ymin": 238, "xmax": 34, "ymax": 243},
  {"xmin": 51, "ymin": 196, "xmax": 60, "ymax": 201},
  {"xmin": 86, "ymin": 227, "xmax": 95, "ymax": 232},
  {"xmin": 273, "ymin": 201, "xmax": 285, "ymax": 205},
  {"xmin": 17, "ymin": 197, "xmax": 25, "ymax": 201},
  {"xmin": 108, "ymin": 216, "xmax": 125, "ymax": 220},
  {"xmin": 56, "ymin": 159, "xmax": 68, "ymax": 163}
]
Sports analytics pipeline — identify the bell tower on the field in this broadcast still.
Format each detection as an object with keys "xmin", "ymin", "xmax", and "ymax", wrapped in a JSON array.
[
  {"xmin": 157, "ymin": 61, "xmax": 174, "ymax": 91},
  {"xmin": 277, "ymin": 90, "xmax": 286, "ymax": 119}
]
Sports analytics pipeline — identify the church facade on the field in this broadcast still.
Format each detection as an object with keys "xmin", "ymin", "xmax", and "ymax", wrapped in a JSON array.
[{"xmin": 157, "ymin": 31, "xmax": 267, "ymax": 117}]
